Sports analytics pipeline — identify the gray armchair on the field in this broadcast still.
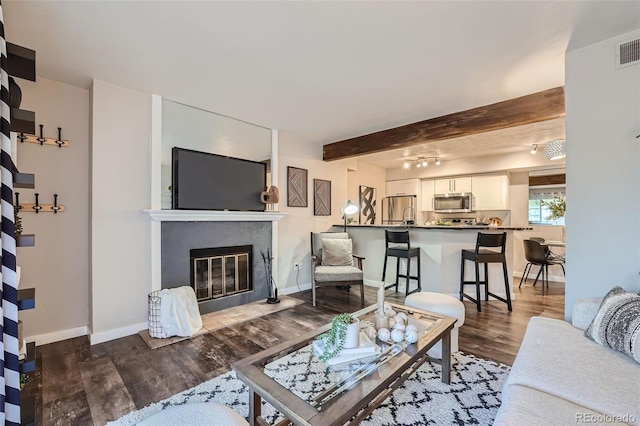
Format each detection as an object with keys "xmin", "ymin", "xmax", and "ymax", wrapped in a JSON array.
[{"xmin": 310, "ymin": 232, "xmax": 365, "ymax": 307}]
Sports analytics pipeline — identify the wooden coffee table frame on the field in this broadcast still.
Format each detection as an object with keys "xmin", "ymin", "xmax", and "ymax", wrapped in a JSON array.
[{"xmin": 232, "ymin": 303, "xmax": 457, "ymax": 426}]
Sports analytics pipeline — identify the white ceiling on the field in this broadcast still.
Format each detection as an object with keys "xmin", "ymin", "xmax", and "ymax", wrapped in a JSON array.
[{"xmin": 3, "ymin": 1, "xmax": 639, "ymax": 165}]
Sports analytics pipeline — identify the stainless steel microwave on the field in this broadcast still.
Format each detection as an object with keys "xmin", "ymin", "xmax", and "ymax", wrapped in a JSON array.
[{"xmin": 433, "ymin": 193, "xmax": 474, "ymax": 213}]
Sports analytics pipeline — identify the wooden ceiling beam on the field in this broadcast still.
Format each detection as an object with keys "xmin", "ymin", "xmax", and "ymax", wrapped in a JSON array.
[
  {"xmin": 529, "ymin": 174, "xmax": 566, "ymax": 187},
  {"xmin": 323, "ymin": 86, "xmax": 565, "ymax": 162}
]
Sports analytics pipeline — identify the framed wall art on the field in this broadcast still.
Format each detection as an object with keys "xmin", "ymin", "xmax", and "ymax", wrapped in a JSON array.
[
  {"xmin": 313, "ymin": 179, "xmax": 331, "ymax": 216},
  {"xmin": 359, "ymin": 185, "xmax": 377, "ymax": 224},
  {"xmin": 287, "ymin": 166, "xmax": 308, "ymax": 207}
]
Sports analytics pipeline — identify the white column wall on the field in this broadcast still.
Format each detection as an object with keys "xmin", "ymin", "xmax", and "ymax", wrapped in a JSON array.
[
  {"xmin": 565, "ymin": 29, "xmax": 640, "ymax": 320},
  {"xmin": 90, "ymin": 80, "xmax": 152, "ymax": 343}
]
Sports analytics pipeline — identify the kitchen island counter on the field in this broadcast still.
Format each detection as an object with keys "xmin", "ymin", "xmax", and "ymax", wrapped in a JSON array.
[
  {"xmin": 339, "ymin": 224, "xmax": 532, "ymax": 231},
  {"xmin": 332, "ymin": 224, "xmax": 529, "ymax": 300}
]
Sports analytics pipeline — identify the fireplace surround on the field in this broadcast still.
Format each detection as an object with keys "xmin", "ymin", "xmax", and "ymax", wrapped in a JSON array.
[{"xmin": 161, "ymin": 221, "xmax": 271, "ymax": 314}]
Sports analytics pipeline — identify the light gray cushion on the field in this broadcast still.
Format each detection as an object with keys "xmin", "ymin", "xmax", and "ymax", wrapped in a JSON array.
[
  {"xmin": 585, "ymin": 286, "xmax": 640, "ymax": 364},
  {"xmin": 312, "ymin": 232, "xmax": 348, "ymax": 259},
  {"xmin": 137, "ymin": 402, "xmax": 248, "ymax": 426},
  {"xmin": 314, "ymin": 265, "xmax": 363, "ymax": 282},
  {"xmin": 321, "ymin": 238, "xmax": 354, "ymax": 266},
  {"xmin": 572, "ymin": 297, "xmax": 603, "ymax": 330},
  {"xmin": 494, "ymin": 384, "xmax": 620, "ymax": 426},
  {"xmin": 505, "ymin": 317, "xmax": 640, "ymax": 423}
]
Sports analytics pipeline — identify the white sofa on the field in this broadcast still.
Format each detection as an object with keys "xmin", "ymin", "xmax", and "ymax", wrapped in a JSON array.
[{"xmin": 494, "ymin": 298, "xmax": 640, "ymax": 426}]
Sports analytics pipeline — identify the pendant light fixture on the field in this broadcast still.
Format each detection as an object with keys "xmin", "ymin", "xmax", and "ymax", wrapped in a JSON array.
[{"xmin": 544, "ymin": 139, "xmax": 566, "ymax": 160}]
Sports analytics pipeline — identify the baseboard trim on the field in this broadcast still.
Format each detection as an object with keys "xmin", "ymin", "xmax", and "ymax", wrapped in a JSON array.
[
  {"xmin": 279, "ymin": 283, "xmax": 311, "ymax": 295},
  {"xmin": 26, "ymin": 326, "xmax": 88, "ymax": 346},
  {"xmin": 364, "ymin": 279, "xmax": 381, "ymax": 287},
  {"xmin": 514, "ymin": 269, "xmax": 565, "ymax": 283},
  {"xmin": 89, "ymin": 322, "xmax": 148, "ymax": 345}
]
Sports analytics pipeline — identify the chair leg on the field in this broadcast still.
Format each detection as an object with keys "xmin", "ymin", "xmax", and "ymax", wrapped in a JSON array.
[
  {"xmin": 360, "ymin": 283, "xmax": 365, "ymax": 306},
  {"xmin": 484, "ymin": 262, "xmax": 489, "ymax": 301},
  {"xmin": 381, "ymin": 254, "xmax": 388, "ymax": 282},
  {"xmin": 417, "ymin": 253, "xmax": 422, "ymax": 292},
  {"xmin": 519, "ymin": 263, "xmax": 531, "ymax": 288},
  {"xmin": 405, "ymin": 257, "xmax": 411, "ymax": 296},
  {"xmin": 474, "ymin": 261, "xmax": 482, "ymax": 312},
  {"xmin": 312, "ymin": 284, "xmax": 317, "ymax": 307},
  {"xmin": 502, "ymin": 260, "xmax": 512, "ymax": 311},
  {"xmin": 532, "ymin": 266, "xmax": 543, "ymax": 287},
  {"xmin": 459, "ymin": 255, "xmax": 465, "ymax": 301},
  {"xmin": 395, "ymin": 258, "xmax": 400, "ymax": 293}
]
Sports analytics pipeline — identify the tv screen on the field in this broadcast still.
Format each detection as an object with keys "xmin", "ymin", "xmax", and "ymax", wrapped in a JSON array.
[{"xmin": 172, "ymin": 147, "xmax": 266, "ymax": 211}]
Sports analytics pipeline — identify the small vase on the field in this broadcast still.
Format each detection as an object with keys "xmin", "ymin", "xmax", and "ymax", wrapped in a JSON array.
[{"xmin": 343, "ymin": 318, "xmax": 360, "ymax": 349}]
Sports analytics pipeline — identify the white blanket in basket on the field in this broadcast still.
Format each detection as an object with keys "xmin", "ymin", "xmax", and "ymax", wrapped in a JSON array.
[{"xmin": 159, "ymin": 286, "xmax": 203, "ymax": 337}]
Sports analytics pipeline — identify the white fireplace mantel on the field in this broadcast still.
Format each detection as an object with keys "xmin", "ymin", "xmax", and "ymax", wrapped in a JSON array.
[{"xmin": 144, "ymin": 209, "xmax": 286, "ymax": 222}]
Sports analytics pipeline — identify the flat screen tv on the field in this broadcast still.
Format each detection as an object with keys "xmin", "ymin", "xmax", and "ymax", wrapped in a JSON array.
[{"xmin": 172, "ymin": 147, "xmax": 266, "ymax": 211}]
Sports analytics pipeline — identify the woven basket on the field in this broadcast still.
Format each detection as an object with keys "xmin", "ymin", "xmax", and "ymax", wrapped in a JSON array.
[{"xmin": 148, "ymin": 290, "xmax": 169, "ymax": 338}]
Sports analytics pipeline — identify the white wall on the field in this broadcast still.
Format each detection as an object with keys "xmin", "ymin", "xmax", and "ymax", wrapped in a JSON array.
[
  {"xmin": 17, "ymin": 77, "xmax": 90, "ymax": 344},
  {"xmin": 276, "ymin": 133, "xmax": 351, "ymax": 293},
  {"xmin": 347, "ymin": 160, "xmax": 387, "ymax": 225},
  {"xmin": 565, "ymin": 29, "xmax": 640, "ymax": 320},
  {"xmin": 90, "ymin": 80, "xmax": 152, "ymax": 343}
]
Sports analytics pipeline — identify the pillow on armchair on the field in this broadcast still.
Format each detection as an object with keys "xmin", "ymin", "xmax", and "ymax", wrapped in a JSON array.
[
  {"xmin": 585, "ymin": 286, "xmax": 640, "ymax": 364},
  {"xmin": 321, "ymin": 238, "xmax": 354, "ymax": 266}
]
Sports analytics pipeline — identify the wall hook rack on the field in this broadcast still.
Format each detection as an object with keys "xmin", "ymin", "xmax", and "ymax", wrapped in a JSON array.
[
  {"xmin": 33, "ymin": 193, "xmax": 41, "ymax": 213},
  {"xmin": 13, "ymin": 192, "xmax": 65, "ymax": 214},
  {"xmin": 14, "ymin": 192, "xmax": 22, "ymax": 211},
  {"xmin": 19, "ymin": 124, "xmax": 70, "ymax": 148},
  {"xmin": 36, "ymin": 125, "xmax": 45, "ymax": 145}
]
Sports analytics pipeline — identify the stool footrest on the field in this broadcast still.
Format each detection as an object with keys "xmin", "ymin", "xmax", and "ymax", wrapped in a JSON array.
[
  {"xmin": 487, "ymin": 292, "xmax": 509, "ymax": 304},
  {"xmin": 461, "ymin": 280, "xmax": 488, "ymax": 285},
  {"xmin": 462, "ymin": 293, "xmax": 478, "ymax": 304},
  {"xmin": 397, "ymin": 274, "xmax": 420, "ymax": 280}
]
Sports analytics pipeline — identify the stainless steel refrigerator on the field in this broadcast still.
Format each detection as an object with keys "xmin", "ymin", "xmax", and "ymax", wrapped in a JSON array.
[{"xmin": 381, "ymin": 195, "xmax": 417, "ymax": 225}]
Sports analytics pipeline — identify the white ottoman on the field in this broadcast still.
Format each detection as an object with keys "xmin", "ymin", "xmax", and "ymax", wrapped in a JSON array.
[
  {"xmin": 405, "ymin": 292, "xmax": 465, "ymax": 359},
  {"xmin": 137, "ymin": 402, "xmax": 249, "ymax": 426}
]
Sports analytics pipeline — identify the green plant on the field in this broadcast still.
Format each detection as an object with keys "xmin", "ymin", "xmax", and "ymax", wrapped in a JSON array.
[
  {"xmin": 541, "ymin": 196, "xmax": 566, "ymax": 221},
  {"xmin": 14, "ymin": 207, "xmax": 22, "ymax": 237},
  {"xmin": 316, "ymin": 313, "xmax": 355, "ymax": 362}
]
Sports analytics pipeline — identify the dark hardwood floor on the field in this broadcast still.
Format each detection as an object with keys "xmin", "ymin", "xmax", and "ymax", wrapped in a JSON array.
[{"xmin": 24, "ymin": 278, "xmax": 564, "ymax": 425}]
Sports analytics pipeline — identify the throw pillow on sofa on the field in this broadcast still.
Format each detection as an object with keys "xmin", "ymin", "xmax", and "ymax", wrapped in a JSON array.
[
  {"xmin": 585, "ymin": 286, "xmax": 640, "ymax": 364},
  {"xmin": 321, "ymin": 238, "xmax": 354, "ymax": 266}
]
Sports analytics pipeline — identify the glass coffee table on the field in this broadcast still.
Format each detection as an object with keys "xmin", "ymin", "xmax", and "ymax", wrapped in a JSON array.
[{"xmin": 232, "ymin": 302, "xmax": 457, "ymax": 426}]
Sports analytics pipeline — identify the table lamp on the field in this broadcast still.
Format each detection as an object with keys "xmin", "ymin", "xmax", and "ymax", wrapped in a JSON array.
[{"xmin": 343, "ymin": 200, "xmax": 358, "ymax": 231}]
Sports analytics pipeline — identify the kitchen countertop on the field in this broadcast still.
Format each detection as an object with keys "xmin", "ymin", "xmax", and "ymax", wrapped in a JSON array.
[{"xmin": 339, "ymin": 224, "xmax": 533, "ymax": 231}]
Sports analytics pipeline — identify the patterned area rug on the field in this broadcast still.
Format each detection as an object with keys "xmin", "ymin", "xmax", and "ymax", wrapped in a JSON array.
[{"xmin": 109, "ymin": 349, "xmax": 509, "ymax": 426}]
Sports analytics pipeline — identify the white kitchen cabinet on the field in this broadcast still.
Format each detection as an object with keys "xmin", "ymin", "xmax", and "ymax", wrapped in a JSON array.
[
  {"xmin": 386, "ymin": 179, "xmax": 420, "ymax": 196},
  {"xmin": 434, "ymin": 177, "xmax": 472, "ymax": 194},
  {"xmin": 421, "ymin": 180, "xmax": 435, "ymax": 211},
  {"xmin": 472, "ymin": 174, "xmax": 509, "ymax": 210}
]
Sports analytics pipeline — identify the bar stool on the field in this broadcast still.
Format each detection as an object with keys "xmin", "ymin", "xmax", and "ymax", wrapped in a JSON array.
[
  {"xmin": 459, "ymin": 232, "xmax": 512, "ymax": 312},
  {"xmin": 381, "ymin": 229, "xmax": 421, "ymax": 296}
]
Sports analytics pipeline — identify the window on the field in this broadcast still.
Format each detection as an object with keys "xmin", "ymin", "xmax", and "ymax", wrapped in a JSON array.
[{"xmin": 529, "ymin": 186, "xmax": 565, "ymax": 225}]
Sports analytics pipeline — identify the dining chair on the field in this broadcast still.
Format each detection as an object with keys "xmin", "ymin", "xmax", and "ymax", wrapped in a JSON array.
[
  {"xmin": 519, "ymin": 237, "xmax": 565, "ymax": 288},
  {"xmin": 521, "ymin": 239, "xmax": 565, "ymax": 295}
]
